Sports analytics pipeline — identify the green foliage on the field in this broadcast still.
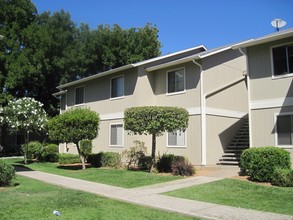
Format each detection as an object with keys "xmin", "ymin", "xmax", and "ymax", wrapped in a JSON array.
[
  {"xmin": 40, "ymin": 144, "xmax": 59, "ymax": 162},
  {"xmin": 88, "ymin": 152, "xmax": 121, "ymax": 168},
  {"xmin": 80, "ymin": 139, "xmax": 93, "ymax": 159},
  {"xmin": 138, "ymin": 155, "xmax": 152, "ymax": 171},
  {"xmin": 100, "ymin": 152, "xmax": 121, "ymax": 168},
  {"xmin": 0, "ymin": 0, "xmax": 161, "ymax": 115},
  {"xmin": 0, "ymin": 160, "xmax": 15, "ymax": 186},
  {"xmin": 122, "ymin": 140, "xmax": 147, "ymax": 169},
  {"xmin": 2, "ymin": 97, "xmax": 48, "ymax": 134},
  {"xmin": 157, "ymin": 154, "xmax": 176, "ymax": 173},
  {"xmin": 271, "ymin": 168, "xmax": 293, "ymax": 187},
  {"xmin": 124, "ymin": 106, "xmax": 189, "ymax": 172},
  {"xmin": 87, "ymin": 153, "xmax": 102, "ymax": 167},
  {"xmin": 240, "ymin": 147, "xmax": 291, "ymax": 182},
  {"xmin": 59, "ymin": 153, "xmax": 80, "ymax": 164},
  {"xmin": 171, "ymin": 157, "xmax": 195, "ymax": 176},
  {"xmin": 48, "ymin": 108, "xmax": 100, "ymax": 145},
  {"xmin": 124, "ymin": 106, "xmax": 189, "ymax": 136},
  {"xmin": 25, "ymin": 141, "xmax": 43, "ymax": 160}
]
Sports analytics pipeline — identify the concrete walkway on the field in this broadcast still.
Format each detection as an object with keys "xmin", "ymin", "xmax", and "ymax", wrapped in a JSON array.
[{"xmin": 16, "ymin": 166, "xmax": 292, "ymax": 220}]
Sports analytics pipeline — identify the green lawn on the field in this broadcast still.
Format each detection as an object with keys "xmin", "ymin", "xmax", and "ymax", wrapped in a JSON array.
[
  {"xmin": 165, "ymin": 178, "xmax": 293, "ymax": 216},
  {"xmin": 0, "ymin": 176, "xmax": 199, "ymax": 220},
  {"xmin": 2, "ymin": 158, "xmax": 181, "ymax": 188}
]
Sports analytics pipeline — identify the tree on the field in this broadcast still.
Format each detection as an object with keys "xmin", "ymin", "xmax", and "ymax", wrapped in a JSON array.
[
  {"xmin": 47, "ymin": 108, "xmax": 100, "ymax": 170},
  {"xmin": 2, "ymin": 97, "xmax": 48, "ymax": 164},
  {"xmin": 124, "ymin": 106, "xmax": 189, "ymax": 172}
]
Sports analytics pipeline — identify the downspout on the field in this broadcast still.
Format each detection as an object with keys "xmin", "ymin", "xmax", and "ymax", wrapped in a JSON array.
[
  {"xmin": 238, "ymin": 48, "xmax": 252, "ymax": 148},
  {"xmin": 192, "ymin": 60, "xmax": 206, "ymax": 165}
]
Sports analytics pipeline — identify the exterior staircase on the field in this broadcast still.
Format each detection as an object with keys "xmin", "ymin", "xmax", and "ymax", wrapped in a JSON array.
[{"xmin": 218, "ymin": 119, "xmax": 249, "ymax": 166}]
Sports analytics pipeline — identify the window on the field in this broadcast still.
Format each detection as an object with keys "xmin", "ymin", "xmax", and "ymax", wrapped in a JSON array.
[
  {"xmin": 167, "ymin": 68, "xmax": 185, "ymax": 94},
  {"xmin": 110, "ymin": 124, "xmax": 123, "ymax": 146},
  {"xmin": 75, "ymin": 87, "xmax": 84, "ymax": 105},
  {"xmin": 272, "ymin": 44, "xmax": 293, "ymax": 76},
  {"xmin": 111, "ymin": 76, "xmax": 124, "ymax": 98},
  {"xmin": 168, "ymin": 130, "xmax": 186, "ymax": 147},
  {"xmin": 276, "ymin": 115, "xmax": 293, "ymax": 145}
]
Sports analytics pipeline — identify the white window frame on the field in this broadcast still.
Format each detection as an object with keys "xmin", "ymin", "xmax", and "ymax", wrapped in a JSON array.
[
  {"xmin": 274, "ymin": 112, "xmax": 293, "ymax": 149},
  {"xmin": 110, "ymin": 75, "xmax": 124, "ymax": 100},
  {"xmin": 167, "ymin": 129, "xmax": 187, "ymax": 148},
  {"xmin": 74, "ymin": 86, "xmax": 85, "ymax": 106},
  {"xmin": 271, "ymin": 42, "xmax": 293, "ymax": 79},
  {"xmin": 166, "ymin": 67, "xmax": 186, "ymax": 95},
  {"xmin": 109, "ymin": 123, "xmax": 124, "ymax": 147}
]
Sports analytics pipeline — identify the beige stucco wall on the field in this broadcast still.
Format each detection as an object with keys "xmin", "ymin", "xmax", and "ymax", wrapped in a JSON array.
[
  {"xmin": 248, "ymin": 37, "xmax": 293, "ymax": 101},
  {"xmin": 58, "ymin": 48, "xmax": 247, "ymax": 166},
  {"xmin": 251, "ymin": 106, "xmax": 293, "ymax": 165},
  {"xmin": 152, "ymin": 62, "xmax": 201, "ymax": 108},
  {"xmin": 203, "ymin": 50, "xmax": 248, "ymax": 112}
]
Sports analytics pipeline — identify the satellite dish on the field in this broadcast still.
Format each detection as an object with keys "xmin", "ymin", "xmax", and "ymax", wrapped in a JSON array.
[{"xmin": 271, "ymin": 18, "xmax": 286, "ymax": 31}]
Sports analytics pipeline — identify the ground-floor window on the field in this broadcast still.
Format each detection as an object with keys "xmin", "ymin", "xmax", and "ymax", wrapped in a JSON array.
[
  {"xmin": 276, "ymin": 114, "xmax": 293, "ymax": 145},
  {"xmin": 168, "ymin": 130, "xmax": 186, "ymax": 147},
  {"xmin": 110, "ymin": 124, "xmax": 123, "ymax": 147}
]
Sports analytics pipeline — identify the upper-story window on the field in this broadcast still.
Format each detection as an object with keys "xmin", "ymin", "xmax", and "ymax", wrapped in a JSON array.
[
  {"xmin": 167, "ymin": 68, "xmax": 185, "ymax": 94},
  {"xmin": 111, "ymin": 76, "xmax": 124, "ymax": 99},
  {"xmin": 272, "ymin": 44, "xmax": 293, "ymax": 76},
  {"xmin": 75, "ymin": 86, "xmax": 84, "ymax": 105}
]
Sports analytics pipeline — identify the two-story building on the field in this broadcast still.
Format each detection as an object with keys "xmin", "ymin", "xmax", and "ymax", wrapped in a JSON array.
[
  {"xmin": 54, "ymin": 42, "xmax": 248, "ymax": 166},
  {"xmin": 233, "ymin": 28, "xmax": 293, "ymax": 163}
]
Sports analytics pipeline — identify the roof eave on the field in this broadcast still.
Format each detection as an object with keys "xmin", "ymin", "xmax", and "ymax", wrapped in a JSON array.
[
  {"xmin": 232, "ymin": 31, "xmax": 293, "ymax": 49},
  {"xmin": 57, "ymin": 64, "xmax": 135, "ymax": 89}
]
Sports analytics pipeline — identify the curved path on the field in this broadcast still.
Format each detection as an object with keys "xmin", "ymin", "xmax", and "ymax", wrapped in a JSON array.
[{"xmin": 16, "ymin": 166, "xmax": 292, "ymax": 220}]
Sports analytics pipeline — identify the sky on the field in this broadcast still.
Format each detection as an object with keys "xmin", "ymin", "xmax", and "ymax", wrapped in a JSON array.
[{"xmin": 32, "ymin": 0, "xmax": 293, "ymax": 55}]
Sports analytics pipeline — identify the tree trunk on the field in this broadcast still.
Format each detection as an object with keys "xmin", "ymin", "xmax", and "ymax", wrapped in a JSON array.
[
  {"xmin": 76, "ymin": 142, "xmax": 86, "ymax": 170},
  {"xmin": 24, "ymin": 133, "xmax": 29, "ymax": 164},
  {"xmin": 150, "ymin": 133, "xmax": 156, "ymax": 173}
]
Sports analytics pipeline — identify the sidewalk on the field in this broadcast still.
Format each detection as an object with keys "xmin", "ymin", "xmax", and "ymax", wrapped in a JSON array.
[{"xmin": 16, "ymin": 166, "xmax": 292, "ymax": 220}]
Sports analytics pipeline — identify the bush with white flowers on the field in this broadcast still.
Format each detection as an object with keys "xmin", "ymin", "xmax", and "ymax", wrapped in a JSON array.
[{"xmin": 3, "ymin": 97, "xmax": 48, "ymax": 163}]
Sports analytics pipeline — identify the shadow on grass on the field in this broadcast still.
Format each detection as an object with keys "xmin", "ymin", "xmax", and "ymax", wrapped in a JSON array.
[{"xmin": 57, "ymin": 164, "xmax": 93, "ymax": 170}]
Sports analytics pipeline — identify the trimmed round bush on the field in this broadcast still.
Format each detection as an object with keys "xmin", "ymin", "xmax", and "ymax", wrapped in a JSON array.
[
  {"xmin": 0, "ymin": 160, "xmax": 15, "ymax": 186},
  {"xmin": 271, "ymin": 168, "xmax": 293, "ymax": 187},
  {"xmin": 40, "ymin": 144, "xmax": 59, "ymax": 162},
  {"xmin": 100, "ymin": 152, "xmax": 121, "ymax": 168},
  {"xmin": 25, "ymin": 141, "xmax": 43, "ymax": 160},
  {"xmin": 240, "ymin": 146, "xmax": 291, "ymax": 182},
  {"xmin": 59, "ymin": 153, "xmax": 80, "ymax": 164}
]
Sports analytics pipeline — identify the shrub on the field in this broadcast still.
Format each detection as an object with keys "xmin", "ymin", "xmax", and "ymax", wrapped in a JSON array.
[
  {"xmin": 122, "ymin": 141, "xmax": 147, "ymax": 169},
  {"xmin": 100, "ymin": 152, "xmax": 121, "ymax": 168},
  {"xmin": 24, "ymin": 141, "xmax": 43, "ymax": 160},
  {"xmin": 87, "ymin": 153, "xmax": 102, "ymax": 167},
  {"xmin": 138, "ymin": 155, "xmax": 152, "ymax": 171},
  {"xmin": 171, "ymin": 157, "xmax": 195, "ymax": 176},
  {"xmin": 157, "ymin": 154, "xmax": 176, "ymax": 173},
  {"xmin": 240, "ymin": 146, "xmax": 291, "ymax": 182},
  {"xmin": 0, "ymin": 160, "xmax": 15, "ymax": 186},
  {"xmin": 40, "ymin": 144, "xmax": 59, "ymax": 162},
  {"xmin": 59, "ymin": 153, "xmax": 80, "ymax": 164},
  {"xmin": 271, "ymin": 168, "xmax": 293, "ymax": 187},
  {"xmin": 80, "ymin": 139, "xmax": 93, "ymax": 160}
]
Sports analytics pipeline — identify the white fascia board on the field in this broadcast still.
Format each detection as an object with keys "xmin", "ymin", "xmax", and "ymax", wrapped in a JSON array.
[
  {"xmin": 146, "ymin": 56, "xmax": 199, "ymax": 72},
  {"xmin": 232, "ymin": 29, "xmax": 293, "ymax": 49},
  {"xmin": 52, "ymin": 90, "xmax": 67, "ymax": 97},
  {"xmin": 146, "ymin": 46, "xmax": 233, "ymax": 72},
  {"xmin": 134, "ymin": 45, "xmax": 207, "ymax": 67},
  {"xmin": 57, "ymin": 64, "xmax": 134, "ymax": 89}
]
